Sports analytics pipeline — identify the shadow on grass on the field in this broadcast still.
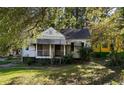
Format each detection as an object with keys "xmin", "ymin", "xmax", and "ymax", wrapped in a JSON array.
[
  {"xmin": 92, "ymin": 58, "xmax": 124, "ymax": 85},
  {"xmin": 7, "ymin": 63, "xmax": 118, "ymax": 85},
  {"xmin": 2, "ymin": 59, "xmax": 124, "ymax": 85}
]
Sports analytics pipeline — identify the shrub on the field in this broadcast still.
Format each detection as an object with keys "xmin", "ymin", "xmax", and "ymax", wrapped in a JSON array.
[
  {"xmin": 36, "ymin": 59, "xmax": 50, "ymax": 66},
  {"xmin": 116, "ymin": 53, "xmax": 124, "ymax": 66},
  {"xmin": 23, "ymin": 57, "xmax": 35, "ymax": 66},
  {"xmin": 79, "ymin": 47, "xmax": 92, "ymax": 61},
  {"xmin": 63, "ymin": 54, "xmax": 73, "ymax": 64},
  {"xmin": 0, "ymin": 61, "xmax": 11, "ymax": 65},
  {"xmin": 93, "ymin": 52, "xmax": 109, "ymax": 58},
  {"xmin": 108, "ymin": 52, "xmax": 124, "ymax": 67}
]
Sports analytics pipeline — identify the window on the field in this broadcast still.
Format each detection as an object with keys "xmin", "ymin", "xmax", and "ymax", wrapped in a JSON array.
[
  {"xmin": 71, "ymin": 43, "xmax": 74, "ymax": 51},
  {"xmin": 81, "ymin": 42, "xmax": 84, "ymax": 47},
  {"xmin": 37, "ymin": 44, "xmax": 49, "ymax": 56}
]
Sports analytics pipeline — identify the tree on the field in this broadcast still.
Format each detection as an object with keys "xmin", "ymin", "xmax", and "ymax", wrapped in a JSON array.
[
  {"xmin": 0, "ymin": 7, "xmax": 88, "ymax": 55},
  {"xmin": 0, "ymin": 7, "xmax": 123, "ymax": 57},
  {"xmin": 85, "ymin": 7, "xmax": 124, "ymax": 65}
]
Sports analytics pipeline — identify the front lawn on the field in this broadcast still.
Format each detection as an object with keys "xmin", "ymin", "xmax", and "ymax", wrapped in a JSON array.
[{"xmin": 0, "ymin": 62, "xmax": 118, "ymax": 85}]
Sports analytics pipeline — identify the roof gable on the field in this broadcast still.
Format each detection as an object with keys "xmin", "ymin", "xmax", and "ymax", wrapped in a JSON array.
[{"xmin": 37, "ymin": 27, "xmax": 65, "ymax": 40}]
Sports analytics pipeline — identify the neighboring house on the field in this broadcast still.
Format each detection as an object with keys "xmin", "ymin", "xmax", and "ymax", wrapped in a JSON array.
[{"xmin": 22, "ymin": 27, "xmax": 90, "ymax": 61}]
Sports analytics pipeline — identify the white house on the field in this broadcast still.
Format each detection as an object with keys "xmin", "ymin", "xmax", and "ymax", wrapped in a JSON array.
[{"xmin": 22, "ymin": 27, "xmax": 90, "ymax": 60}]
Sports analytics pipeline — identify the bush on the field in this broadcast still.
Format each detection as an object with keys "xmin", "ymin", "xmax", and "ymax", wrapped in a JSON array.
[
  {"xmin": 117, "ymin": 53, "xmax": 124, "ymax": 66},
  {"xmin": 36, "ymin": 59, "xmax": 50, "ymax": 66},
  {"xmin": 108, "ymin": 52, "xmax": 124, "ymax": 67},
  {"xmin": 63, "ymin": 54, "xmax": 73, "ymax": 64},
  {"xmin": 23, "ymin": 57, "xmax": 35, "ymax": 66},
  {"xmin": 79, "ymin": 47, "xmax": 92, "ymax": 61},
  {"xmin": 93, "ymin": 52, "xmax": 109, "ymax": 58},
  {"xmin": 0, "ymin": 61, "xmax": 11, "ymax": 65},
  {"xmin": 118, "ymin": 52, "xmax": 124, "ymax": 59}
]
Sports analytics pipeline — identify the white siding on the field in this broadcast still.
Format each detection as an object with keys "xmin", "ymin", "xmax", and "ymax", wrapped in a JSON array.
[
  {"xmin": 68, "ymin": 39, "xmax": 91, "ymax": 58},
  {"xmin": 22, "ymin": 45, "xmax": 36, "ymax": 57},
  {"xmin": 67, "ymin": 39, "xmax": 91, "ymax": 47}
]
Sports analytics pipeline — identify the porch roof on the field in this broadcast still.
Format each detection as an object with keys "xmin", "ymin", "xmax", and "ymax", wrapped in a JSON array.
[{"xmin": 37, "ymin": 39, "xmax": 66, "ymax": 45}]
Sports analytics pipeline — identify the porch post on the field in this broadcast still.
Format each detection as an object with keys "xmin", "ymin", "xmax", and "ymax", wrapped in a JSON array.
[
  {"xmin": 49, "ymin": 44, "xmax": 52, "ymax": 58},
  {"xmin": 36, "ymin": 43, "xmax": 37, "ymax": 57},
  {"xmin": 64, "ymin": 45, "xmax": 66, "ymax": 56}
]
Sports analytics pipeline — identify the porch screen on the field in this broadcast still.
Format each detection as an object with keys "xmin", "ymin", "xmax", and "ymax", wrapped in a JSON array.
[
  {"xmin": 71, "ymin": 43, "xmax": 74, "ymax": 51},
  {"xmin": 37, "ymin": 44, "xmax": 49, "ymax": 56}
]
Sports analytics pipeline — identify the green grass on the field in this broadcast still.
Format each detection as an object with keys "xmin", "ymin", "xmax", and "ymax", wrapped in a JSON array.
[
  {"xmin": 0, "ymin": 68, "xmax": 50, "ymax": 84},
  {"xmin": 0, "ymin": 57, "xmax": 124, "ymax": 85},
  {"xmin": 0, "ymin": 62, "xmax": 116, "ymax": 85}
]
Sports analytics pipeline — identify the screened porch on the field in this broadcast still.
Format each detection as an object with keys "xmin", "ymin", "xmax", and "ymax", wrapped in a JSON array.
[{"xmin": 36, "ymin": 44, "xmax": 66, "ymax": 58}]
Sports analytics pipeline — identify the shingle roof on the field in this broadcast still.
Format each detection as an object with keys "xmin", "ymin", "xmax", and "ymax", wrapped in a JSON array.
[{"xmin": 60, "ymin": 28, "xmax": 90, "ymax": 39}]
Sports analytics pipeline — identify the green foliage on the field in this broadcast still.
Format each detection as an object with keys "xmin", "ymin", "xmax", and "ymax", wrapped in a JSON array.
[
  {"xmin": 23, "ymin": 57, "xmax": 35, "ymax": 66},
  {"xmin": 0, "ymin": 8, "xmax": 87, "ymax": 54},
  {"xmin": 36, "ymin": 59, "xmax": 50, "ymax": 66},
  {"xmin": 0, "ymin": 61, "xmax": 11, "ymax": 65},
  {"xmin": 79, "ymin": 47, "xmax": 92, "ymax": 61},
  {"xmin": 0, "ymin": 7, "xmax": 124, "ymax": 56},
  {"xmin": 93, "ymin": 52, "xmax": 109, "ymax": 58},
  {"xmin": 108, "ymin": 52, "xmax": 124, "ymax": 66},
  {"xmin": 63, "ymin": 54, "xmax": 73, "ymax": 64}
]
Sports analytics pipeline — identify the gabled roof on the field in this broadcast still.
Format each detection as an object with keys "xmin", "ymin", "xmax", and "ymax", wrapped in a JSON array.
[
  {"xmin": 31, "ymin": 27, "xmax": 66, "ymax": 44},
  {"xmin": 31, "ymin": 27, "xmax": 90, "ymax": 44},
  {"xmin": 37, "ymin": 27, "xmax": 65, "ymax": 40},
  {"xmin": 60, "ymin": 28, "xmax": 90, "ymax": 39}
]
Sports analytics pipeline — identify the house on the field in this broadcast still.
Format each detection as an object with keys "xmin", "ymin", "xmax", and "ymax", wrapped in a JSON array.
[{"xmin": 22, "ymin": 27, "xmax": 91, "ymax": 62}]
